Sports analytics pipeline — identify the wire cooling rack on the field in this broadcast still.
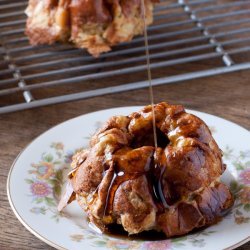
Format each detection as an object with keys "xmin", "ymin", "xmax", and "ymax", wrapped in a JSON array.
[{"xmin": 1, "ymin": 0, "xmax": 250, "ymax": 114}]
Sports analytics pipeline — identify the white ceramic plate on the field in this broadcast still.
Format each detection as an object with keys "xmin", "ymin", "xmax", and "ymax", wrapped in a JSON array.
[{"xmin": 7, "ymin": 107, "xmax": 250, "ymax": 250}]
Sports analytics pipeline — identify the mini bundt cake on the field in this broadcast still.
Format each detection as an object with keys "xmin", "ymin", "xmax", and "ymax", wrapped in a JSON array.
[
  {"xmin": 58, "ymin": 102, "xmax": 234, "ymax": 237},
  {"xmin": 25, "ymin": 0, "xmax": 158, "ymax": 57}
]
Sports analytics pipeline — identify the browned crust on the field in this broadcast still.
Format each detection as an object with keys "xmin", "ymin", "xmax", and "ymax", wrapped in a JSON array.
[{"xmin": 157, "ymin": 182, "xmax": 234, "ymax": 237}]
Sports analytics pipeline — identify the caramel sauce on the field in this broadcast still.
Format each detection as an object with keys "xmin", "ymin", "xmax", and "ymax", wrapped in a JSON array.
[
  {"xmin": 146, "ymin": 158, "xmax": 170, "ymax": 212},
  {"xmin": 70, "ymin": 0, "xmax": 111, "ymax": 24},
  {"xmin": 103, "ymin": 153, "xmax": 170, "ymax": 217},
  {"xmin": 106, "ymin": 224, "xmax": 166, "ymax": 241},
  {"xmin": 103, "ymin": 163, "xmax": 148, "ymax": 216}
]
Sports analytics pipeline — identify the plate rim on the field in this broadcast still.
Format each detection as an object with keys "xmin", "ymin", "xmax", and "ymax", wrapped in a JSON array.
[
  {"xmin": 6, "ymin": 106, "xmax": 250, "ymax": 250},
  {"xmin": 7, "ymin": 149, "xmax": 67, "ymax": 250}
]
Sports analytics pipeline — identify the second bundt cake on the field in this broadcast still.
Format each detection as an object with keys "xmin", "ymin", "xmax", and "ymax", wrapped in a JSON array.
[{"xmin": 25, "ymin": 0, "xmax": 158, "ymax": 57}]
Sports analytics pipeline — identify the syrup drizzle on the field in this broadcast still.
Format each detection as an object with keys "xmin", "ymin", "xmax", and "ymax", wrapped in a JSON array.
[
  {"xmin": 103, "ymin": 153, "xmax": 170, "ymax": 217},
  {"xmin": 141, "ymin": 0, "xmax": 158, "ymax": 149},
  {"xmin": 102, "ymin": 1, "xmax": 170, "ymax": 219},
  {"xmin": 103, "ymin": 166, "xmax": 143, "ymax": 216}
]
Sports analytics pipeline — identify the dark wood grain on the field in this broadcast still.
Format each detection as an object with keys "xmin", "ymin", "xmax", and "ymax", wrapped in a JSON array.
[{"xmin": 0, "ymin": 70, "xmax": 249, "ymax": 249}]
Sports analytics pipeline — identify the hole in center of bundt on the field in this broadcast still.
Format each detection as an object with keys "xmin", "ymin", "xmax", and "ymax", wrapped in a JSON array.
[{"xmin": 131, "ymin": 128, "xmax": 169, "ymax": 148}]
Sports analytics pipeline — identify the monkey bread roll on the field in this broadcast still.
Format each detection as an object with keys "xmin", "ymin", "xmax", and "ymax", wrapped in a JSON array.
[
  {"xmin": 58, "ymin": 102, "xmax": 234, "ymax": 237},
  {"xmin": 25, "ymin": 0, "xmax": 158, "ymax": 57}
]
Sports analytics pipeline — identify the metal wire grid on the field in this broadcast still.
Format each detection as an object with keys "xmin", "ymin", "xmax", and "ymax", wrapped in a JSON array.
[{"xmin": 0, "ymin": 0, "xmax": 250, "ymax": 114}]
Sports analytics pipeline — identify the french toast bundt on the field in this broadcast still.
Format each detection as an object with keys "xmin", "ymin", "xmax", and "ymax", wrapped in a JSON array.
[
  {"xmin": 58, "ymin": 102, "xmax": 234, "ymax": 237},
  {"xmin": 25, "ymin": 0, "xmax": 158, "ymax": 57}
]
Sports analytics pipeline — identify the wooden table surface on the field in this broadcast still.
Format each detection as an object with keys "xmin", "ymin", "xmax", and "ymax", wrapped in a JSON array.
[{"xmin": 0, "ymin": 70, "xmax": 250, "ymax": 249}]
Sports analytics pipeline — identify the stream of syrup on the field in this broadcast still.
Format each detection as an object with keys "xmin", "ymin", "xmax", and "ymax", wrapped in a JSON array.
[
  {"xmin": 140, "ymin": 0, "xmax": 171, "ymax": 210},
  {"xmin": 141, "ymin": 0, "xmax": 158, "ymax": 150},
  {"xmin": 102, "ymin": 0, "xmax": 170, "ymax": 231}
]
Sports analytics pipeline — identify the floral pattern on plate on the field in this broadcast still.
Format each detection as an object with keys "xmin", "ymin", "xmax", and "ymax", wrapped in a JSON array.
[{"xmin": 25, "ymin": 142, "xmax": 83, "ymax": 222}]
